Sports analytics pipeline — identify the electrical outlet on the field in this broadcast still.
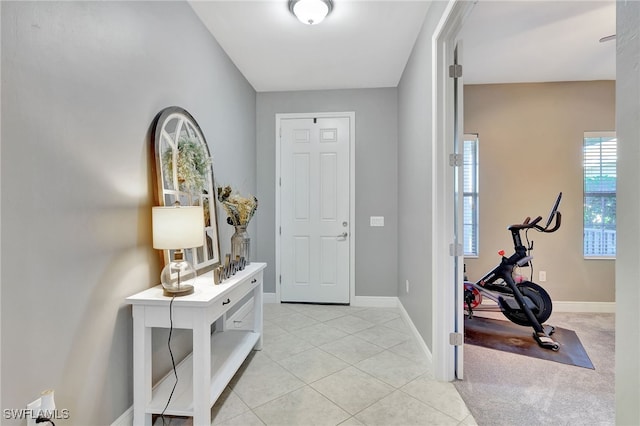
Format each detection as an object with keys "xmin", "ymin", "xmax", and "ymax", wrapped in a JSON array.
[
  {"xmin": 406, "ymin": 279, "xmax": 410, "ymax": 293},
  {"xmin": 539, "ymin": 271, "xmax": 547, "ymax": 282}
]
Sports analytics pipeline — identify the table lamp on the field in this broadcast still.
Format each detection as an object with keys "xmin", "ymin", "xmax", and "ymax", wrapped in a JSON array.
[{"xmin": 152, "ymin": 205, "xmax": 204, "ymax": 297}]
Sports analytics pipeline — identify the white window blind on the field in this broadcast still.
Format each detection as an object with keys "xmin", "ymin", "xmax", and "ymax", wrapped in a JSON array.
[
  {"xmin": 583, "ymin": 131, "xmax": 616, "ymax": 258},
  {"xmin": 463, "ymin": 134, "xmax": 479, "ymax": 256}
]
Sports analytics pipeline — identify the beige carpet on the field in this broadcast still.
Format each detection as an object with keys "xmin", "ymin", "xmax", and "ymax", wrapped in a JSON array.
[{"xmin": 454, "ymin": 312, "xmax": 614, "ymax": 425}]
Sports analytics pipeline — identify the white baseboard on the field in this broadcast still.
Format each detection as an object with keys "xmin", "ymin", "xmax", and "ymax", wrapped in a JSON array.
[
  {"xmin": 397, "ymin": 300, "xmax": 433, "ymax": 364},
  {"xmin": 263, "ymin": 292, "xmax": 277, "ymax": 303},
  {"xmin": 262, "ymin": 294, "xmax": 398, "ymax": 307},
  {"xmin": 553, "ymin": 301, "xmax": 615, "ymax": 313},
  {"xmin": 111, "ymin": 407, "xmax": 132, "ymax": 426},
  {"xmin": 352, "ymin": 296, "xmax": 399, "ymax": 308}
]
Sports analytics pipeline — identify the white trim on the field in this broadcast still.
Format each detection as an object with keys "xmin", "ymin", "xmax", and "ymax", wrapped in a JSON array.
[
  {"xmin": 431, "ymin": 0, "xmax": 475, "ymax": 382},
  {"xmin": 553, "ymin": 301, "xmax": 615, "ymax": 313},
  {"xmin": 274, "ymin": 112, "xmax": 356, "ymax": 304},
  {"xmin": 111, "ymin": 407, "xmax": 133, "ymax": 426},
  {"xmin": 352, "ymin": 296, "xmax": 399, "ymax": 308},
  {"xmin": 398, "ymin": 300, "xmax": 433, "ymax": 364},
  {"xmin": 263, "ymin": 292, "xmax": 277, "ymax": 304}
]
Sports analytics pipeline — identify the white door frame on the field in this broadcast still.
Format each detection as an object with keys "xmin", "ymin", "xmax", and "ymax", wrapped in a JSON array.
[
  {"xmin": 431, "ymin": 0, "xmax": 474, "ymax": 382},
  {"xmin": 275, "ymin": 112, "xmax": 356, "ymax": 304}
]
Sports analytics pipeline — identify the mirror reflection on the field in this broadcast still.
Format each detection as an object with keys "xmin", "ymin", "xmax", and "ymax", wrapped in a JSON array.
[{"xmin": 151, "ymin": 106, "xmax": 221, "ymax": 271}]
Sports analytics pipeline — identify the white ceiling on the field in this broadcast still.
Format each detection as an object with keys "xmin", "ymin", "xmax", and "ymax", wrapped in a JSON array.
[
  {"xmin": 189, "ymin": 0, "xmax": 431, "ymax": 92},
  {"xmin": 189, "ymin": 0, "xmax": 616, "ymax": 92},
  {"xmin": 460, "ymin": 0, "xmax": 616, "ymax": 84}
]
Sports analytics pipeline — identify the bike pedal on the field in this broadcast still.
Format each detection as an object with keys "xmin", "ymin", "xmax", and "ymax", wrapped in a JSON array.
[{"xmin": 533, "ymin": 332, "xmax": 560, "ymax": 351}]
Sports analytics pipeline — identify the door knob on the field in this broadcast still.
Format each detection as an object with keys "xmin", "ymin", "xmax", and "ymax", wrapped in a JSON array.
[{"xmin": 336, "ymin": 232, "xmax": 348, "ymax": 240}]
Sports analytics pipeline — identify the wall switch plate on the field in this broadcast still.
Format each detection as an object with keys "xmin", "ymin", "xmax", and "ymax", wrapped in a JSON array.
[
  {"xmin": 370, "ymin": 216, "xmax": 384, "ymax": 227},
  {"xmin": 539, "ymin": 271, "xmax": 547, "ymax": 282}
]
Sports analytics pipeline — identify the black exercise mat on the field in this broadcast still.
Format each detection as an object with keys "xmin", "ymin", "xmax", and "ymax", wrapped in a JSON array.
[{"xmin": 464, "ymin": 316, "xmax": 594, "ymax": 369}]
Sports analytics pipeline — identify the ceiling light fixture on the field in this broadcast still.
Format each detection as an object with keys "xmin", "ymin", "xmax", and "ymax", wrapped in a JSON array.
[{"xmin": 289, "ymin": 0, "xmax": 333, "ymax": 25}]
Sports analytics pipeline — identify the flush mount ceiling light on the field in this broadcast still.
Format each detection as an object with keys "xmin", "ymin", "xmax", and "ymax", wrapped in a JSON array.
[{"xmin": 289, "ymin": 0, "xmax": 333, "ymax": 25}]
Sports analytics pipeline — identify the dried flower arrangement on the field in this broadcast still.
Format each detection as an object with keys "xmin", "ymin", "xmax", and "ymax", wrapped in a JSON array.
[
  {"xmin": 162, "ymin": 137, "xmax": 211, "ymax": 193},
  {"xmin": 217, "ymin": 186, "xmax": 258, "ymax": 227}
]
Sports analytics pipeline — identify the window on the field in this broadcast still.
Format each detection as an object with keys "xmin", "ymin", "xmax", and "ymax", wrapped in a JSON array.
[
  {"xmin": 463, "ymin": 134, "xmax": 479, "ymax": 256},
  {"xmin": 583, "ymin": 131, "xmax": 616, "ymax": 258}
]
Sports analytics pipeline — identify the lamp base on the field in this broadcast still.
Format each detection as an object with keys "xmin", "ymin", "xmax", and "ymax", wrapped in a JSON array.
[{"xmin": 163, "ymin": 284, "xmax": 194, "ymax": 297}]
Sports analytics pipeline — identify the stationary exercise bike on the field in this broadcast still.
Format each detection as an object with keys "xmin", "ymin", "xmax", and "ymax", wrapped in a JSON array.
[{"xmin": 464, "ymin": 192, "xmax": 563, "ymax": 351}]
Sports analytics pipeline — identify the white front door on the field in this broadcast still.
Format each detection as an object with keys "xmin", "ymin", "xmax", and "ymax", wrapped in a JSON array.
[{"xmin": 278, "ymin": 115, "xmax": 352, "ymax": 304}]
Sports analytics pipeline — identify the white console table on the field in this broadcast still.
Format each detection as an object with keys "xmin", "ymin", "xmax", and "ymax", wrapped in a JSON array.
[{"xmin": 126, "ymin": 262, "xmax": 266, "ymax": 426}]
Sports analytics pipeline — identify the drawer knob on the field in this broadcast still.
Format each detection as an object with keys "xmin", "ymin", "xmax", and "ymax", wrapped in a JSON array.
[
  {"xmin": 251, "ymin": 279, "xmax": 257, "ymax": 283},
  {"xmin": 222, "ymin": 298, "xmax": 231, "ymax": 305}
]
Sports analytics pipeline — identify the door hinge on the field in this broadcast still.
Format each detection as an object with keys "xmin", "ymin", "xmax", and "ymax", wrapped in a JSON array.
[
  {"xmin": 279, "ymin": 127, "xmax": 282, "ymax": 137},
  {"xmin": 279, "ymin": 177, "xmax": 281, "ymax": 187},
  {"xmin": 449, "ymin": 243, "xmax": 463, "ymax": 257},
  {"xmin": 449, "ymin": 64, "xmax": 463, "ymax": 78},
  {"xmin": 449, "ymin": 332, "xmax": 464, "ymax": 346},
  {"xmin": 449, "ymin": 153, "xmax": 463, "ymax": 167},
  {"xmin": 279, "ymin": 275, "xmax": 282, "ymax": 284},
  {"xmin": 279, "ymin": 226, "xmax": 281, "ymax": 235}
]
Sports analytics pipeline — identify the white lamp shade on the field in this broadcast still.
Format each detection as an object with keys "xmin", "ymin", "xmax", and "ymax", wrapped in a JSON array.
[
  {"xmin": 152, "ymin": 206, "xmax": 204, "ymax": 249},
  {"xmin": 292, "ymin": 0, "xmax": 332, "ymax": 25}
]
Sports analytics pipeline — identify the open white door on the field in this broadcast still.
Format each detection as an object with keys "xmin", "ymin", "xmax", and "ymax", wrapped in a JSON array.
[
  {"xmin": 432, "ymin": 0, "xmax": 474, "ymax": 382},
  {"xmin": 452, "ymin": 42, "xmax": 465, "ymax": 380}
]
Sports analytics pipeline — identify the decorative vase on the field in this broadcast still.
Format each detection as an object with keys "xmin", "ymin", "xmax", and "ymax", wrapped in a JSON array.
[{"xmin": 231, "ymin": 225, "xmax": 251, "ymax": 264}]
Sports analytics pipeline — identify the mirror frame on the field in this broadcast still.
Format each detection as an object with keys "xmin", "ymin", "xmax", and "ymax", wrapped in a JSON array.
[{"xmin": 151, "ymin": 106, "xmax": 221, "ymax": 272}]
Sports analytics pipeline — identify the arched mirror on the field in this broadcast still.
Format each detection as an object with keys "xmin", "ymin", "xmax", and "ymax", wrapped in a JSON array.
[{"xmin": 151, "ymin": 106, "xmax": 221, "ymax": 271}]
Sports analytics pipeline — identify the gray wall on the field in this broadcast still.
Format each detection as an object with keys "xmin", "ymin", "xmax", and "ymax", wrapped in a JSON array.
[
  {"xmin": 256, "ymin": 89, "xmax": 398, "ymax": 298},
  {"xmin": 616, "ymin": 0, "xmax": 640, "ymax": 423},
  {"xmin": 1, "ymin": 1, "xmax": 256, "ymax": 423},
  {"xmin": 396, "ymin": 1, "xmax": 448, "ymax": 350}
]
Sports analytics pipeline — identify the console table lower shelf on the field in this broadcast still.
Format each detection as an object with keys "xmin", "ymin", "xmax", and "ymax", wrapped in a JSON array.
[{"xmin": 147, "ymin": 330, "xmax": 260, "ymax": 417}]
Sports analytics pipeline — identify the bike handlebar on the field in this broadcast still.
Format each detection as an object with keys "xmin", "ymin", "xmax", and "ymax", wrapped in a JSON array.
[
  {"xmin": 541, "ymin": 211, "xmax": 561, "ymax": 233},
  {"xmin": 529, "ymin": 216, "xmax": 543, "ymax": 227},
  {"xmin": 508, "ymin": 193, "xmax": 563, "ymax": 233},
  {"xmin": 509, "ymin": 216, "xmax": 542, "ymax": 231},
  {"xmin": 509, "ymin": 212, "xmax": 561, "ymax": 233}
]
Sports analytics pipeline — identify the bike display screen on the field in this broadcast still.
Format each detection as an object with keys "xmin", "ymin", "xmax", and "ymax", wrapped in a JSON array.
[{"xmin": 544, "ymin": 192, "xmax": 562, "ymax": 228}]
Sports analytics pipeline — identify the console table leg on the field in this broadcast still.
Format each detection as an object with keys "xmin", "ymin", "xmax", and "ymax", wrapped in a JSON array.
[
  {"xmin": 133, "ymin": 307, "xmax": 152, "ymax": 426},
  {"xmin": 192, "ymin": 315, "xmax": 211, "ymax": 425},
  {"xmin": 253, "ymin": 282, "xmax": 264, "ymax": 350}
]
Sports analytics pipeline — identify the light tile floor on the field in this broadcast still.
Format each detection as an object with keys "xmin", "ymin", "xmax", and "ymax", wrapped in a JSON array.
[{"xmin": 155, "ymin": 303, "xmax": 476, "ymax": 426}]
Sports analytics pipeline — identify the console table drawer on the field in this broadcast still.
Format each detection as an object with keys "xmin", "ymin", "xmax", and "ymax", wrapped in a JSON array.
[{"xmin": 208, "ymin": 271, "xmax": 263, "ymax": 323}]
